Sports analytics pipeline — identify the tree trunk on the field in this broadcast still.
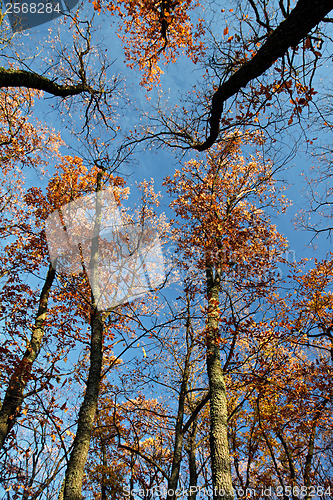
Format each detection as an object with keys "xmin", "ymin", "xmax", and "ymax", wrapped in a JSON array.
[
  {"xmin": 101, "ymin": 436, "xmax": 108, "ymax": 500},
  {"xmin": 63, "ymin": 171, "xmax": 105, "ymax": 500},
  {"xmin": 304, "ymin": 399, "xmax": 328, "ymax": 500},
  {"xmin": 205, "ymin": 264, "xmax": 234, "ymax": 500},
  {"xmin": 0, "ymin": 263, "xmax": 55, "ymax": 449},
  {"xmin": 63, "ymin": 309, "xmax": 104, "ymax": 500},
  {"xmin": 166, "ymin": 370, "xmax": 188, "ymax": 500},
  {"xmin": 167, "ymin": 290, "xmax": 193, "ymax": 500}
]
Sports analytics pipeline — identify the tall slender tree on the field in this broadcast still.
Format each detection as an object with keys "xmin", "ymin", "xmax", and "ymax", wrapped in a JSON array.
[{"xmin": 164, "ymin": 130, "xmax": 288, "ymax": 498}]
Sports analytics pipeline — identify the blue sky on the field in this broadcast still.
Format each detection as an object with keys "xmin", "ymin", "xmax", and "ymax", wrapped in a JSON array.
[{"xmin": 0, "ymin": 3, "xmax": 332, "ymax": 495}]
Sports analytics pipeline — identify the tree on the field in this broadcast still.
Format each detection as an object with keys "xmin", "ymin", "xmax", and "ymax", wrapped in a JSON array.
[
  {"xmin": 1, "ymin": 1, "xmax": 332, "ymax": 496},
  {"xmin": 0, "ymin": 0, "xmax": 331, "ymax": 154},
  {"xmin": 82, "ymin": 278, "xmax": 207, "ymax": 499},
  {"xmin": 35, "ymin": 163, "xmax": 167, "ymax": 499},
  {"xmin": 225, "ymin": 254, "xmax": 333, "ymax": 498},
  {"xmin": 0, "ymin": 87, "xmax": 62, "ymax": 449},
  {"xmin": 91, "ymin": 0, "xmax": 205, "ymax": 89},
  {"xmin": 164, "ymin": 130, "xmax": 289, "ymax": 499},
  {"xmin": 0, "ymin": 264, "xmax": 56, "ymax": 449},
  {"xmin": 122, "ymin": 0, "xmax": 332, "ymax": 152},
  {"xmin": 20, "ymin": 158, "xmax": 130, "ymax": 500},
  {"xmin": 0, "ymin": 153, "xmax": 126, "ymax": 496},
  {"xmin": 0, "ymin": 11, "xmax": 124, "ymax": 145}
]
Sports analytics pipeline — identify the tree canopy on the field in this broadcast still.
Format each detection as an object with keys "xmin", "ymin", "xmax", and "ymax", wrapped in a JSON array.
[{"xmin": 0, "ymin": 1, "xmax": 333, "ymax": 499}]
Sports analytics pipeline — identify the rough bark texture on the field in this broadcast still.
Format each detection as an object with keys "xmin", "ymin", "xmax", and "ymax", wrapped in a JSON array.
[
  {"xmin": 63, "ymin": 171, "xmax": 104, "ymax": 500},
  {"xmin": 206, "ymin": 264, "xmax": 234, "ymax": 500},
  {"xmin": 195, "ymin": 0, "xmax": 333, "ymax": 151},
  {"xmin": 0, "ymin": 67, "xmax": 94, "ymax": 97},
  {"xmin": 62, "ymin": 310, "xmax": 104, "ymax": 500},
  {"xmin": 0, "ymin": 263, "xmax": 55, "ymax": 449}
]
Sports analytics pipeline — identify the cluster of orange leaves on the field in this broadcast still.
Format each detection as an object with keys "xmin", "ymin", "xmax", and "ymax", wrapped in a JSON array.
[
  {"xmin": 163, "ymin": 131, "xmax": 289, "ymax": 279},
  {"xmin": 92, "ymin": 0, "xmax": 206, "ymax": 88}
]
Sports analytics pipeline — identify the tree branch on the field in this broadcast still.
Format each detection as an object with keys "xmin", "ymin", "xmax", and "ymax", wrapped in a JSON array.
[
  {"xmin": 0, "ymin": 67, "xmax": 95, "ymax": 97},
  {"xmin": 195, "ymin": 0, "xmax": 333, "ymax": 151},
  {"xmin": 182, "ymin": 392, "xmax": 210, "ymax": 435},
  {"xmin": 118, "ymin": 442, "xmax": 170, "ymax": 481}
]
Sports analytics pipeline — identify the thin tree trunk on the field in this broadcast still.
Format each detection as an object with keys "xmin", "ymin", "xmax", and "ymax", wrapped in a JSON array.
[
  {"xmin": 206, "ymin": 264, "xmax": 234, "ymax": 500},
  {"xmin": 304, "ymin": 399, "xmax": 328, "ymax": 500},
  {"xmin": 187, "ymin": 418, "xmax": 198, "ymax": 500},
  {"xmin": 101, "ymin": 436, "xmax": 108, "ymax": 500},
  {"xmin": 167, "ymin": 289, "xmax": 193, "ymax": 500},
  {"xmin": 63, "ymin": 171, "xmax": 105, "ymax": 500},
  {"xmin": 275, "ymin": 429, "xmax": 297, "ymax": 499},
  {"xmin": 0, "ymin": 263, "xmax": 55, "ymax": 449},
  {"xmin": 166, "ymin": 367, "xmax": 188, "ymax": 500}
]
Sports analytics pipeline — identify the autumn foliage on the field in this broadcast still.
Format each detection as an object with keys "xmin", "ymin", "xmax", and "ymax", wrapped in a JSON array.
[
  {"xmin": 0, "ymin": 1, "xmax": 333, "ymax": 498},
  {"xmin": 92, "ymin": 0, "xmax": 205, "ymax": 88}
]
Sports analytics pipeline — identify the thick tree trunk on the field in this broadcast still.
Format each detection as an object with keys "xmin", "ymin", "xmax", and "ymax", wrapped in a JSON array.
[
  {"xmin": 63, "ymin": 171, "xmax": 104, "ymax": 500},
  {"xmin": 206, "ymin": 265, "xmax": 234, "ymax": 500},
  {"xmin": 0, "ymin": 263, "xmax": 55, "ymax": 449},
  {"xmin": 62, "ymin": 309, "xmax": 104, "ymax": 500}
]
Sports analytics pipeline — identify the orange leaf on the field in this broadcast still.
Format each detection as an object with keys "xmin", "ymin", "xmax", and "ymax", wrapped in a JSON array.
[{"xmin": 304, "ymin": 37, "xmax": 311, "ymax": 49}]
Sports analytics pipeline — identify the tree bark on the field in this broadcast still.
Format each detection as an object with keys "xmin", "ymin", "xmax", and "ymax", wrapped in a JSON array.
[
  {"xmin": 0, "ymin": 67, "xmax": 94, "ymax": 97},
  {"xmin": 205, "ymin": 264, "xmax": 233, "ymax": 500},
  {"xmin": 167, "ymin": 290, "xmax": 194, "ymax": 500},
  {"xmin": 0, "ymin": 263, "xmax": 55, "ymax": 449},
  {"xmin": 62, "ymin": 310, "xmax": 104, "ymax": 499},
  {"xmin": 195, "ymin": 0, "xmax": 333, "ymax": 151},
  {"xmin": 63, "ymin": 171, "xmax": 104, "ymax": 500},
  {"xmin": 100, "ymin": 435, "xmax": 108, "ymax": 500},
  {"xmin": 187, "ymin": 418, "xmax": 198, "ymax": 500},
  {"xmin": 304, "ymin": 399, "xmax": 328, "ymax": 500}
]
